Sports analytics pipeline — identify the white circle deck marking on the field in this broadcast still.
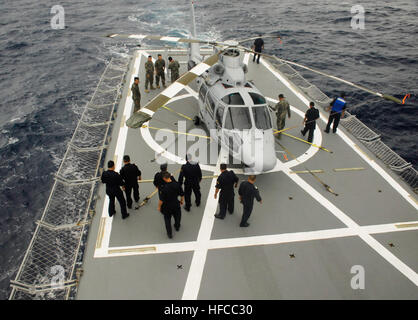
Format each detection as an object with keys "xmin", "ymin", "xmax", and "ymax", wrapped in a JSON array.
[{"xmin": 139, "ymin": 93, "xmax": 321, "ymax": 172}]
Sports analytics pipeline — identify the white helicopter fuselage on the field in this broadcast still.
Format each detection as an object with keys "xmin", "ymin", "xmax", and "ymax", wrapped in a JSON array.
[{"xmin": 194, "ymin": 49, "xmax": 277, "ymax": 173}]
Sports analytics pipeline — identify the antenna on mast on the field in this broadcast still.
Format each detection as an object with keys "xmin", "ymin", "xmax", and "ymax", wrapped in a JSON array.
[{"xmin": 190, "ymin": 0, "xmax": 197, "ymax": 37}]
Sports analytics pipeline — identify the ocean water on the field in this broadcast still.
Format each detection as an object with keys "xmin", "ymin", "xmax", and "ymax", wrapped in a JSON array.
[{"xmin": 0, "ymin": 0, "xmax": 417, "ymax": 299}]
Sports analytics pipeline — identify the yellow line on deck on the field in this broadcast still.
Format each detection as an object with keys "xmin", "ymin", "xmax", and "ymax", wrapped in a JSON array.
[
  {"xmin": 138, "ymin": 175, "xmax": 218, "ymax": 183},
  {"xmin": 281, "ymin": 132, "xmax": 331, "ymax": 153},
  {"xmin": 333, "ymin": 167, "xmax": 365, "ymax": 172},
  {"xmin": 273, "ymin": 125, "xmax": 298, "ymax": 135},
  {"xmin": 108, "ymin": 247, "xmax": 157, "ymax": 254},
  {"xmin": 290, "ymin": 170, "xmax": 324, "ymax": 174},
  {"xmin": 395, "ymin": 223, "xmax": 418, "ymax": 229},
  {"xmin": 95, "ymin": 217, "xmax": 106, "ymax": 249},
  {"xmin": 162, "ymin": 105, "xmax": 193, "ymax": 121}
]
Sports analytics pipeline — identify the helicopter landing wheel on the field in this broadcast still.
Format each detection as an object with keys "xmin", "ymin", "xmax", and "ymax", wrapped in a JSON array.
[{"xmin": 193, "ymin": 115, "xmax": 201, "ymax": 126}]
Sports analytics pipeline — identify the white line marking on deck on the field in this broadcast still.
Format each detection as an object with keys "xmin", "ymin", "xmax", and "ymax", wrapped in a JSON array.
[
  {"xmin": 209, "ymin": 221, "xmax": 418, "ymax": 250},
  {"xmin": 94, "ymin": 51, "xmax": 142, "ymax": 257},
  {"xmin": 183, "ymin": 85, "xmax": 199, "ymax": 98},
  {"xmin": 139, "ymin": 93, "xmax": 221, "ymax": 172},
  {"xmin": 265, "ymin": 98, "xmax": 322, "ymax": 169},
  {"xmin": 336, "ymin": 130, "xmax": 418, "ymax": 211},
  {"xmin": 182, "ymin": 150, "xmax": 227, "ymax": 300},
  {"xmin": 97, "ymin": 220, "xmax": 418, "ymax": 257},
  {"xmin": 284, "ymin": 168, "xmax": 418, "ymax": 286}
]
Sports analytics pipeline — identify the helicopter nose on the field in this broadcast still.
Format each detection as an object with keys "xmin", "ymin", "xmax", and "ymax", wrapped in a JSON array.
[
  {"xmin": 260, "ymin": 130, "xmax": 277, "ymax": 171},
  {"xmin": 241, "ymin": 129, "xmax": 277, "ymax": 173},
  {"xmin": 261, "ymin": 141, "xmax": 277, "ymax": 171}
]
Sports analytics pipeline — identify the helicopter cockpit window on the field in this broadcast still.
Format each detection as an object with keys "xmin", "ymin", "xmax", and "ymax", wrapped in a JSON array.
[
  {"xmin": 252, "ymin": 106, "xmax": 272, "ymax": 130},
  {"xmin": 199, "ymin": 84, "xmax": 208, "ymax": 101},
  {"xmin": 221, "ymin": 92, "xmax": 245, "ymax": 105},
  {"xmin": 248, "ymin": 92, "xmax": 266, "ymax": 105},
  {"xmin": 224, "ymin": 107, "xmax": 252, "ymax": 130}
]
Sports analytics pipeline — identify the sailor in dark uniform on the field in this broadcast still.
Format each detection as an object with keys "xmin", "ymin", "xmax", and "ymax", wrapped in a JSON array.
[
  {"xmin": 301, "ymin": 101, "xmax": 320, "ymax": 143},
  {"xmin": 153, "ymin": 163, "xmax": 176, "ymax": 200},
  {"xmin": 178, "ymin": 154, "xmax": 202, "ymax": 212},
  {"xmin": 325, "ymin": 92, "xmax": 347, "ymax": 134},
  {"xmin": 238, "ymin": 175, "xmax": 262, "ymax": 227},
  {"xmin": 252, "ymin": 35, "xmax": 264, "ymax": 64},
  {"xmin": 214, "ymin": 163, "xmax": 239, "ymax": 219},
  {"xmin": 158, "ymin": 172, "xmax": 184, "ymax": 239},
  {"xmin": 119, "ymin": 155, "xmax": 142, "ymax": 210},
  {"xmin": 101, "ymin": 160, "xmax": 129, "ymax": 219}
]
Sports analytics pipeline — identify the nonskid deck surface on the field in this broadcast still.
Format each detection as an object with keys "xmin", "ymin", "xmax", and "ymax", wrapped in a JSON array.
[{"xmin": 76, "ymin": 49, "xmax": 418, "ymax": 299}]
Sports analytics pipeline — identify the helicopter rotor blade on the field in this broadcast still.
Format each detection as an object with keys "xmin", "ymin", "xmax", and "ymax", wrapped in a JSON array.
[
  {"xmin": 106, "ymin": 33, "xmax": 258, "ymax": 49},
  {"xmin": 106, "ymin": 33, "xmax": 228, "ymax": 47},
  {"xmin": 237, "ymin": 35, "xmax": 281, "ymax": 44},
  {"xmin": 126, "ymin": 52, "xmax": 220, "ymax": 128},
  {"xmin": 238, "ymin": 45, "xmax": 404, "ymax": 104}
]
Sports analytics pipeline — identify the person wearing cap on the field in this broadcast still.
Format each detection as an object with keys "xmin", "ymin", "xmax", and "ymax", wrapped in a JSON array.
[
  {"xmin": 153, "ymin": 163, "xmax": 177, "ymax": 200},
  {"xmin": 301, "ymin": 101, "xmax": 320, "ymax": 143},
  {"xmin": 101, "ymin": 160, "xmax": 129, "ymax": 219},
  {"xmin": 131, "ymin": 77, "xmax": 141, "ymax": 113},
  {"xmin": 119, "ymin": 155, "xmax": 142, "ymax": 210},
  {"xmin": 158, "ymin": 172, "xmax": 184, "ymax": 239},
  {"xmin": 214, "ymin": 163, "xmax": 239, "ymax": 220},
  {"xmin": 144, "ymin": 55, "xmax": 155, "ymax": 92},
  {"xmin": 274, "ymin": 94, "xmax": 291, "ymax": 139},
  {"xmin": 154, "ymin": 54, "xmax": 166, "ymax": 89},
  {"xmin": 178, "ymin": 154, "xmax": 202, "ymax": 212},
  {"xmin": 168, "ymin": 57, "xmax": 180, "ymax": 83},
  {"xmin": 325, "ymin": 92, "xmax": 347, "ymax": 134}
]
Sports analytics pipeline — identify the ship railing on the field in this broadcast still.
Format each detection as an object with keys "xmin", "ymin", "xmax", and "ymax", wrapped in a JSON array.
[{"xmin": 9, "ymin": 56, "xmax": 131, "ymax": 300}]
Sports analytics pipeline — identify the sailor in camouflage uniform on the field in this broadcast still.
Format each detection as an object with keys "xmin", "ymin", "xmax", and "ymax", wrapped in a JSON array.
[
  {"xmin": 131, "ymin": 77, "xmax": 141, "ymax": 113},
  {"xmin": 144, "ymin": 55, "xmax": 155, "ymax": 92},
  {"xmin": 154, "ymin": 54, "xmax": 166, "ymax": 88},
  {"xmin": 168, "ymin": 56, "xmax": 180, "ymax": 83},
  {"xmin": 274, "ymin": 94, "xmax": 291, "ymax": 139}
]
